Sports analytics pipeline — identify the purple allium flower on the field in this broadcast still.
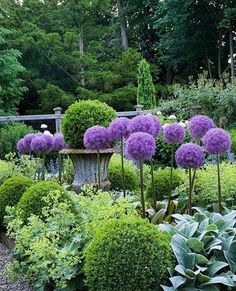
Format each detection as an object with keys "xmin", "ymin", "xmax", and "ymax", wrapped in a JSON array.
[
  {"xmin": 23, "ymin": 134, "xmax": 35, "ymax": 152},
  {"xmin": 30, "ymin": 134, "xmax": 52, "ymax": 154},
  {"xmin": 52, "ymin": 133, "xmax": 65, "ymax": 151},
  {"xmin": 125, "ymin": 132, "xmax": 156, "ymax": 161},
  {"xmin": 146, "ymin": 114, "xmax": 162, "ymax": 137},
  {"xmin": 188, "ymin": 115, "xmax": 215, "ymax": 139},
  {"xmin": 202, "ymin": 128, "xmax": 231, "ymax": 155},
  {"xmin": 84, "ymin": 126, "xmax": 110, "ymax": 150},
  {"xmin": 163, "ymin": 123, "xmax": 185, "ymax": 144},
  {"xmin": 128, "ymin": 115, "xmax": 160, "ymax": 136},
  {"xmin": 175, "ymin": 143, "xmax": 205, "ymax": 169},
  {"xmin": 108, "ymin": 117, "xmax": 130, "ymax": 141},
  {"xmin": 17, "ymin": 139, "xmax": 27, "ymax": 154}
]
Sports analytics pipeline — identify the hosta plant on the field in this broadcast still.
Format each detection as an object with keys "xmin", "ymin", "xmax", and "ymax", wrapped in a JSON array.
[{"xmin": 160, "ymin": 208, "xmax": 236, "ymax": 290}]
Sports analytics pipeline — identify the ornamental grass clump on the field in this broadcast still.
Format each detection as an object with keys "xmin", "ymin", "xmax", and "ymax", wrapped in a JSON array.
[
  {"xmin": 163, "ymin": 123, "xmax": 185, "ymax": 211},
  {"xmin": 202, "ymin": 128, "xmax": 231, "ymax": 213},
  {"xmin": 108, "ymin": 117, "xmax": 130, "ymax": 197},
  {"xmin": 84, "ymin": 126, "xmax": 110, "ymax": 189},
  {"xmin": 126, "ymin": 132, "xmax": 156, "ymax": 218},
  {"xmin": 188, "ymin": 114, "xmax": 215, "ymax": 140},
  {"xmin": 175, "ymin": 142, "xmax": 205, "ymax": 214}
]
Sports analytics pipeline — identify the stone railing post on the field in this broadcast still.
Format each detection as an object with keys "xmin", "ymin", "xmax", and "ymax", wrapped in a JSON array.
[
  {"xmin": 53, "ymin": 107, "xmax": 62, "ymax": 132},
  {"xmin": 135, "ymin": 104, "xmax": 144, "ymax": 115}
]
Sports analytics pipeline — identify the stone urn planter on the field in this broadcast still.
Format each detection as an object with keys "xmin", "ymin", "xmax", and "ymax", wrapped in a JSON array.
[{"xmin": 60, "ymin": 148, "xmax": 117, "ymax": 193}]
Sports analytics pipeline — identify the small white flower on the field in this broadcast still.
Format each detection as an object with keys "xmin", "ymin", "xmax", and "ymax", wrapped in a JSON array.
[
  {"xmin": 169, "ymin": 114, "xmax": 177, "ymax": 120},
  {"xmin": 43, "ymin": 130, "xmax": 53, "ymax": 137},
  {"xmin": 156, "ymin": 110, "xmax": 162, "ymax": 116},
  {"xmin": 178, "ymin": 121, "xmax": 186, "ymax": 128},
  {"xmin": 185, "ymin": 120, "xmax": 189, "ymax": 125},
  {"xmin": 162, "ymin": 123, "xmax": 170, "ymax": 130},
  {"xmin": 40, "ymin": 123, "xmax": 48, "ymax": 129}
]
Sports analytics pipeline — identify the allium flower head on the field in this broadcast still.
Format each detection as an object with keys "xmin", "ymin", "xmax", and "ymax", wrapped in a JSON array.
[
  {"xmin": 175, "ymin": 143, "xmax": 205, "ymax": 169},
  {"xmin": 84, "ymin": 126, "xmax": 110, "ymax": 150},
  {"xmin": 189, "ymin": 115, "xmax": 215, "ymax": 139},
  {"xmin": 202, "ymin": 128, "xmax": 231, "ymax": 155},
  {"xmin": 129, "ymin": 114, "xmax": 161, "ymax": 136},
  {"xmin": 31, "ymin": 134, "xmax": 52, "ymax": 154},
  {"xmin": 17, "ymin": 139, "xmax": 27, "ymax": 154},
  {"xmin": 163, "ymin": 123, "xmax": 185, "ymax": 144},
  {"xmin": 108, "ymin": 117, "xmax": 130, "ymax": 141},
  {"xmin": 24, "ymin": 134, "xmax": 35, "ymax": 152},
  {"xmin": 52, "ymin": 133, "xmax": 65, "ymax": 151},
  {"xmin": 125, "ymin": 132, "xmax": 156, "ymax": 161}
]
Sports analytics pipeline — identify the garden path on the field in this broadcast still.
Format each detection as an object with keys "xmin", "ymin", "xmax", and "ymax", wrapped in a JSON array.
[{"xmin": 0, "ymin": 243, "xmax": 31, "ymax": 291}]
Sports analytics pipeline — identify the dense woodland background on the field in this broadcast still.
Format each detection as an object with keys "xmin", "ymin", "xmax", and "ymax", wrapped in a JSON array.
[{"xmin": 0, "ymin": 0, "xmax": 235, "ymax": 115}]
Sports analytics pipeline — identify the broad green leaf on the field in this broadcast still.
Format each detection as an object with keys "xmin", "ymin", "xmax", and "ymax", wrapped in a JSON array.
[
  {"xmin": 224, "ymin": 240, "xmax": 236, "ymax": 273},
  {"xmin": 161, "ymin": 285, "xmax": 175, "ymax": 291},
  {"xmin": 208, "ymin": 261, "xmax": 228, "ymax": 277},
  {"xmin": 187, "ymin": 238, "xmax": 204, "ymax": 252},
  {"xmin": 198, "ymin": 273, "xmax": 210, "ymax": 284},
  {"xmin": 169, "ymin": 275, "xmax": 186, "ymax": 289},
  {"xmin": 196, "ymin": 254, "xmax": 208, "ymax": 266},
  {"xmin": 202, "ymin": 274, "xmax": 234, "ymax": 287}
]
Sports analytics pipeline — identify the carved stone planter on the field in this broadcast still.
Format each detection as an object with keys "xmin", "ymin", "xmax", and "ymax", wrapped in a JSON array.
[{"xmin": 60, "ymin": 148, "xmax": 116, "ymax": 193}]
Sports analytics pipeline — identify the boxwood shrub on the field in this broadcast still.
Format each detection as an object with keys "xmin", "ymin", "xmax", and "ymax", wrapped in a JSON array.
[
  {"xmin": 0, "ymin": 176, "xmax": 33, "ymax": 227},
  {"xmin": 62, "ymin": 100, "xmax": 116, "ymax": 148},
  {"xmin": 84, "ymin": 217, "xmax": 174, "ymax": 291}
]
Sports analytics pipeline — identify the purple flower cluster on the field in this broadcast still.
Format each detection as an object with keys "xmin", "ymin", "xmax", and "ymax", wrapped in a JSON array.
[
  {"xmin": 175, "ymin": 143, "xmax": 205, "ymax": 169},
  {"xmin": 30, "ymin": 134, "xmax": 53, "ymax": 154},
  {"xmin": 108, "ymin": 117, "xmax": 130, "ymax": 141},
  {"xmin": 188, "ymin": 115, "xmax": 215, "ymax": 139},
  {"xmin": 128, "ymin": 114, "xmax": 161, "ymax": 136},
  {"xmin": 125, "ymin": 132, "xmax": 156, "ymax": 161},
  {"xmin": 24, "ymin": 134, "xmax": 35, "ymax": 152},
  {"xmin": 163, "ymin": 123, "xmax": 185, "ymax": 144},
  {"xmin": 202, "ymin": 128, "xmax": 231, "ymax": 155},
  {"xmin": 84, "ymin": 126, "xmax": 110, "ymax": 150},
  {"xmin": 52, "ymin": 133, "xmax": 65, "ymax": 151},
  {"xmin": 17, "ymin": 139, "xmax": 28, "ymax": 154}
]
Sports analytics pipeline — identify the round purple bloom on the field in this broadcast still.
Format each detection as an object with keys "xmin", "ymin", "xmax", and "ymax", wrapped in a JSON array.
[
  {"xmin": 30, "ymin": 134, "xmax": 52, "ymax": 154},
  {"xmin": 23, "ymin": 134, "xmax": 35, "ymax": 152},
  {"xmin": 175, "ymin": 142, "xmax": 205, "ymax": 169},
  {"xmin": 84, "ymin": 126, "xmax": 110, "ymax": 150},
  {"xmin": 146, "ymin": 114, "xmax": 162, "ymax": 137},
  {"xmin": 128, "ymin": 115, "xmax": 160, "ymax": 136},
  {"xmin": 108, "ymin": 117, "xmax": 130, "ymax": 141},
  {"xmin": 163, "ymin": 123, "xmax": 185, "ymax": 144},
  {"xmin": 17, "ymin": 139, "xmax": 27, "ymax": 154},
  {"xmin": 189, "ymin": 115, "xmax": 215, "ymax": 139},
  {"xmin": 52, "ymin": 133, "xmax": 65, "ymax": 151},
  {"xmin": 202, "ymin": 128, "xmax": 231, "ymax": 155},
  {"xmin": 125, "ymin": 132, "xmax": 156, "ymax": 161}
]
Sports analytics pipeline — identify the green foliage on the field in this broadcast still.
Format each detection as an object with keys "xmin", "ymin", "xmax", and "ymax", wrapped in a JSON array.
[
  {"xmin": 193, "ymin": 162, "xmax": 236, "ymax": 209},
  {"xmin": 6, "ymin": 190, "xmax": 84, "ymax": 290},
  {"xmin": 146, "ymin": 168, "xmax": 184, "ymax": 201},
  {"xmin": 16, "ymin": 181, "xmax": 69, "ymax": 222},
  {"xmin": 160, "ymin": 209, "xmax": 236, "ymax": 290},
  {"xmin": 62, "ymin": 100, "xmax": 116, "ymax": 148},
  {"xmin": 108, "ymin": 154, "xmax": 138, "ymax": 191},
  {"xmin": 0, "ymin": 122, "xmax": 34, "ymax": 159},
  {"xmin": 0, "ymin": 176, "xmax": 33, "ymax": 226},
  {"xmin": 137, "ymin": 59, "xmax": 156, "ymax": 110},
  {"xmin": 0, "ymin": 28, "xmax": 27, "ymax": 113},
  {"xmin": 84, "ymin": 217, "xmax": 174, "ymax": 291},
  {"xmin": 74, "ymin": 187, "xmax": 137, "ymax": 239},
  {"xmin": 0, "ymin": 160, "xmax": 14, "ymax": 185},
  {"xmin": 38, "ymin": 84, "xmax": 76, "ymax": 113},
  {"xmin": 228, "ymin": 129, "xmax": 236, "ymax": 155}
]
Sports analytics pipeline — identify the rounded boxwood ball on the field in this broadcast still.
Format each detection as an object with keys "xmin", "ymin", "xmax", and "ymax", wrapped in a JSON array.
[
  {"xmin": 0, "ymin": 176, "xmax": 33, "ymax": 227},
  {"xmin": 146, "ymin": 168, "xmax": 183, "ymax": 201},
  {"xmin": 62, "ymin": 100, "xmax": 116, "ymax": 148},
  {"xmin": 84, "ymin": 217, "xmax": 174, "ymax": 291},
  {"xmin": 17, "ymin": 181, "xmax": 70, "ymax": 222}
]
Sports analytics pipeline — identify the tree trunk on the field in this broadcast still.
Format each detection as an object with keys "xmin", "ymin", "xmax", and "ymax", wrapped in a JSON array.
[
  {"xmin": 117, "ymin": 0, "xmax": 128, "ymax": 50},
  {"xmin": 229, "ymin": 23, "xmax": 235, "ymax": 82},
  {"xmin": 79, "ymin": 27, "xmax": 85, "ymax": 87}
]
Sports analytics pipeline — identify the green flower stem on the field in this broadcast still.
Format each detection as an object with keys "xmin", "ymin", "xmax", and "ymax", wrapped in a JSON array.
[
  {"xmin": 97, "ymin": 149, "xmax": 101, "ymax": 189},
  {"xmin": 216, "ymin": 154, "xmax": 222, "ymax": 214},
  {"xmin": 167, "ymin": 145, "xmax": 174, "ymax": 212},
  {"xmin": 120, "ymin": 139, "xmax": 126, "ymax": 198},
  {"xmin": 58, "ymin": 153, "xmax": 62, "ymax": 185},
  {"xmin": 150, "ymin": 159, "xmax": 157, "ymax": 211},
  {"xmin": 140, "ymin": 160, "xmax": 145, "ymax": 219},
  {"xmin": 42, "ymin": 154, "xmax": 46, "ymax": 181},
  {"xmin": 191, "ymin": 168, "xmax": 197, "ymax": 190},
  {"xmin": 188, "ymin": 168, "xmax": 192, "ymax": 215}
]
